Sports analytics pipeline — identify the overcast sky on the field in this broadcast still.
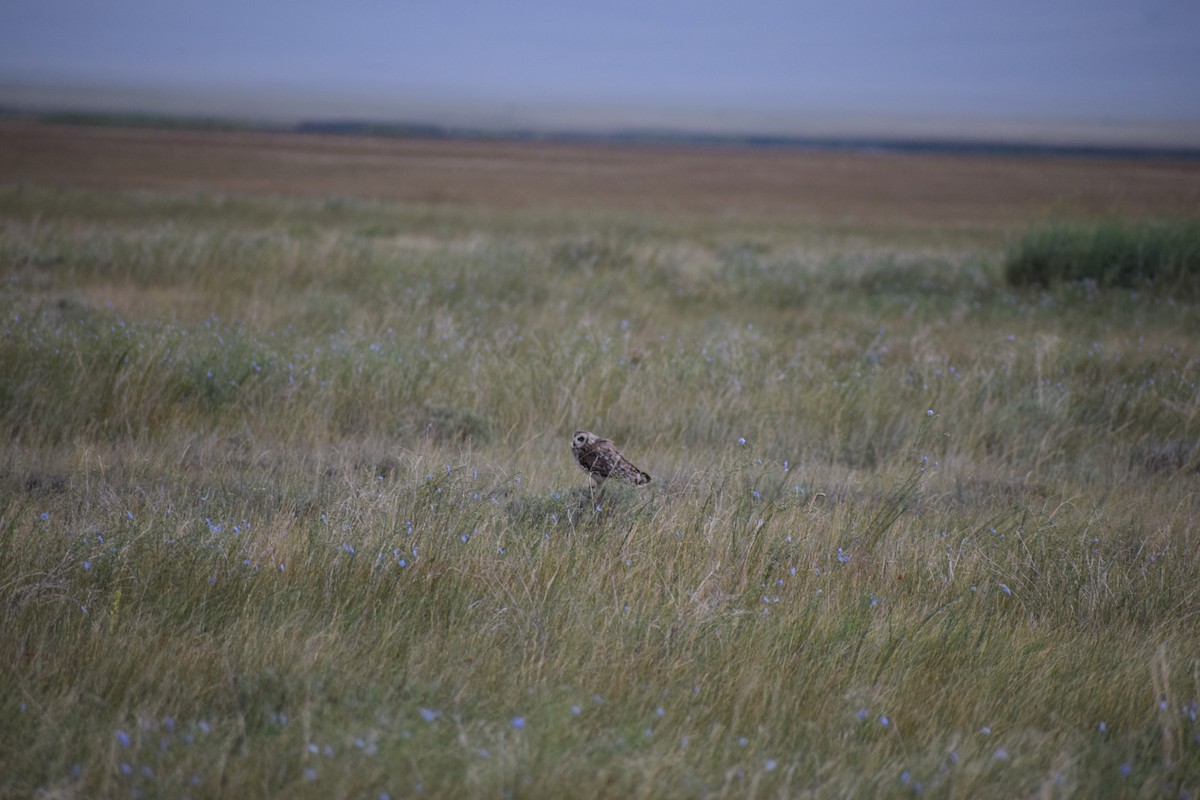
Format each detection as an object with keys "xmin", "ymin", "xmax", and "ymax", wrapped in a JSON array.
[{"xmin": 3, "ymin": 0, "xmax": 1199, "ymax": 142}]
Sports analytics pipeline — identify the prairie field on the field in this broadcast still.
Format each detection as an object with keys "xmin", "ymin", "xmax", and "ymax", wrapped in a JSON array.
[{"xmin": 1, "ymin": 122, "xmax": 1199, "ymax": 798}]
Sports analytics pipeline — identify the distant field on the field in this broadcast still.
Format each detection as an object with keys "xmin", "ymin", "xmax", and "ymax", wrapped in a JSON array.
[
  {"xmin": 1, "ymin": 124, "xmax": 1199, "ymax": 798},
  {"xmin": 3, "ymin": 121, "xmax": 1199, "ymax": 228}
]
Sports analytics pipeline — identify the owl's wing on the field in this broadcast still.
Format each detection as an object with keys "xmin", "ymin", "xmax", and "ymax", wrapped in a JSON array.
[
  {"xmin": 607, "ymin": 443, "xmax": 651, "ymax": 485},
  {"xmin": 578, "ymin": 440, "xmax": 616, "ymax": 476}
]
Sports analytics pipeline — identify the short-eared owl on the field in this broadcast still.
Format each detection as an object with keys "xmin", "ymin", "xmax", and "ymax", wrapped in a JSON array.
[{"xmin": 572, "ymin": 430, "xmax": 651, "ymax": 487}]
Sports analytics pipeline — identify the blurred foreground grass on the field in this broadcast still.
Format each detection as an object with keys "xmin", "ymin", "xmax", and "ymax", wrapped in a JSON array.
[{"xmin": 2, "ymin": 184, "xmax": 1198, "ymax": 798}]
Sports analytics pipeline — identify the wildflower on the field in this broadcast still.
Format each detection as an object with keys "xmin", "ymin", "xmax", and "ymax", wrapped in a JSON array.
[
  {"xmin": 512, "ymin": 716, "xmax": 526, "ymax": 729},
  {"xmin": 738, "ymin": 437, "xmax": 746, "ymax": 446},
  {"xmin": 304, "ymin": 768, "xmax": 317, "ymax": 781},
  {"xmin": 39, "ymin": 512, "xmax": 48, "ymax": 521},
  {"xmin": 1000, "ymin": 584, "xmax": 1012, "ymax": 596},
  {"xmin": 116, "ymin": 730, "xmax": 131, "ymax": 747},
  {"xmin": 571, "ymin": 705, "xmax": 581, "ymax": 717},
  {"xmin": 880, "ymin": 715, "xmax": 890, "ymax": 727},
  {"xmin": 857, "ymin": 708, "xmax": 869, "ymax": 721},
  {"xmin": 655, "ymin": 707, "xmax": 665, "ymax": 717},
  {"xmin": 765, "ymin": 759, "xmax": 777, "ymax": 772},
  {"xmin": 980, "ymin": 726, "xmax": 991, "ymax": 735},
  {"xmin": 994, "ymin": 748, "xmax": 1009, "ymax": 760},
  {"xmin": 418, "ymin": 708, "xmax": 440, "ymax": 723},
  {"xmin": 926, "ymin": 409, "xmax": 934, "ymax": 416},
  {"xmin": 1120, "ymin": 763, "xmax": 1131, "ymax": 778},
  {"xmin": 1098, "ymin": 721, "xmax": 1107, "ymax": 732}
]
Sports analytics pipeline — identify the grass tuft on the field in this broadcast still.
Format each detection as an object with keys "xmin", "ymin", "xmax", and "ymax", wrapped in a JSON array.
[{"xmin": 1004, "ymin": 220, "xmax": 1200, "ymax": 294}]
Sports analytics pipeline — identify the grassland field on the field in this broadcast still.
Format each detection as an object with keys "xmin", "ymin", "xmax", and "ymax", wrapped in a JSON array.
[{"xmin": 1, "ymin": 121, "xmax": 1199, "ymax": 798}]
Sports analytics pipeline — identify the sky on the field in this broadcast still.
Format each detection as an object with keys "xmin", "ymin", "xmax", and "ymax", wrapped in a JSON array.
[{"xmin": 2, "ymin": 0, "xmax": 1200, "ymax": 144}]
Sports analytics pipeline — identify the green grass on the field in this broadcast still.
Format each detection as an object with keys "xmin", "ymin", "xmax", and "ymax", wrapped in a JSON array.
[
  {"xmin": 1004, "ymin": 220, "xmax": 1200, "ymax": 294},
  {"xmin": 1, "ymin": 184, "xmax": 1198, "ymax": 798}
]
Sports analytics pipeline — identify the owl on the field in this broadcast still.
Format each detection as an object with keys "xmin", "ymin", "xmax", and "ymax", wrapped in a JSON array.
[{"xmin": 572, "ymin": 430, "xmax": 651, "ymax": 487}]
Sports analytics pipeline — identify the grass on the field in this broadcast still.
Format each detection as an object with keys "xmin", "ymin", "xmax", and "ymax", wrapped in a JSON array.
[
  {"xmin": 1004, "ymin": 220, "xmax": 1200, "ymax": 294},
  {"xmin": 1, "ymin": 180, "xmax": 1199, "ymax": 799}
]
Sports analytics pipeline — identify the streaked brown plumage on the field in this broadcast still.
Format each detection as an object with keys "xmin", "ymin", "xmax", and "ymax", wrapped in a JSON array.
[{"xmin": 572, "ymin": 430, "xmax": 651, "ymax": 487}]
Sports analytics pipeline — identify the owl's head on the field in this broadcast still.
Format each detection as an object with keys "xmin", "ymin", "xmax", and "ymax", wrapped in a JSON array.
[{"xmin": 572, "ymin": 430, "xmax": 595, "ymax": 449}]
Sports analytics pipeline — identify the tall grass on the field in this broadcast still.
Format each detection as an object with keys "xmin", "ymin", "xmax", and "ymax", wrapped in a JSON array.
[
  {"xmin": 1004, "ymin": 220, "xmax": 1200, "ymax": 294},
  {"xmin": 1, "ymin": 185, "xmax": 1198, "ymax": 798}
]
